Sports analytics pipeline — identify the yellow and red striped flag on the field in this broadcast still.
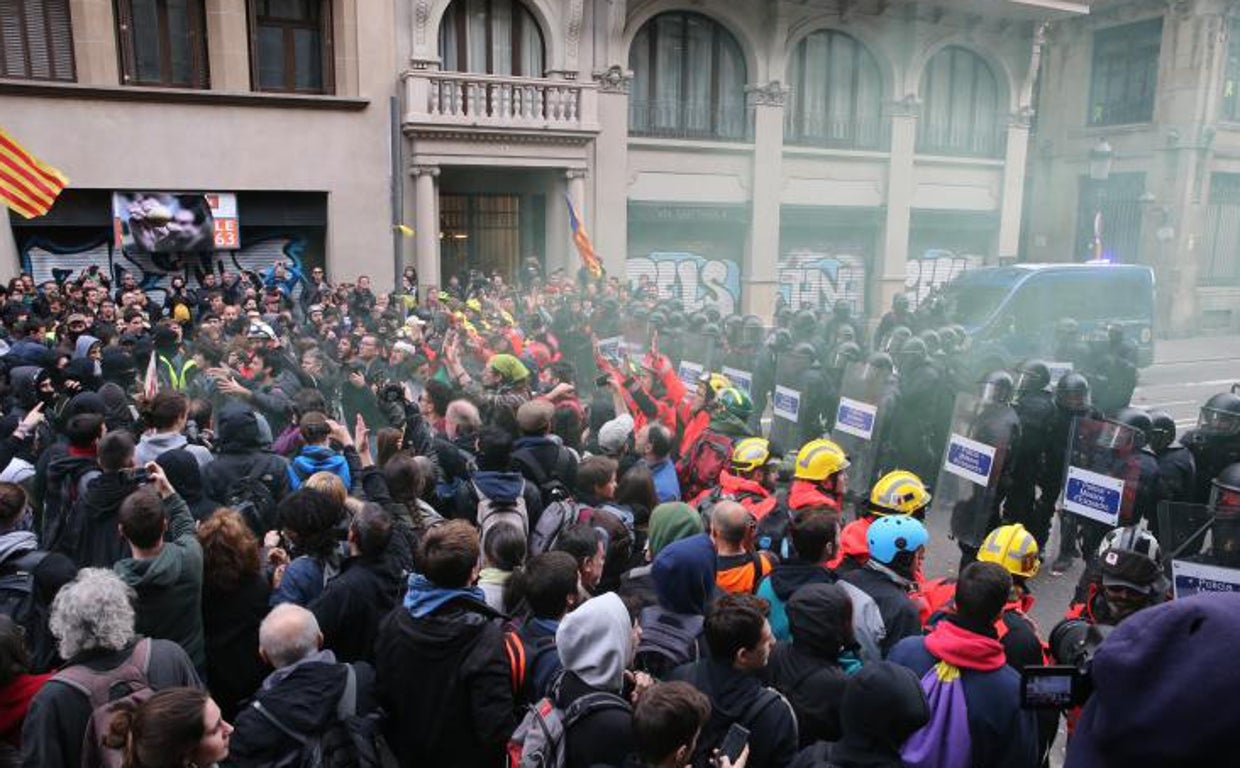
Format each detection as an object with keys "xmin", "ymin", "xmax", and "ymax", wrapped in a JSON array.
[
  {"xmin": 565, "ymin": 195, "xmax": 604, "ymax": 279},
  {"xmin": 0, "ymin": 126, "xmax": 68, "ymax": 219}
]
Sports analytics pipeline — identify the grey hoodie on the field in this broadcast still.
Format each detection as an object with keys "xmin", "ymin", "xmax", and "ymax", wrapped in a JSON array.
[
  {"xmin": 73, "ymin": 335, "xmax": 101, "ymax": 360},
  {"xmin": 555, "ymin": 592, "xmax": 631, "ymax": 692},
  {"xmin": 135, "ymin": 431, "xmax": 213, "ymax": 470}
]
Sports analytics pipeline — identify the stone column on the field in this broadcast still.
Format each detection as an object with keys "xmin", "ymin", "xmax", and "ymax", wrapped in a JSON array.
[
  {"xmin": 0, "ymin": 213, "xmax": 18, "ymax": 282},
  {"xmin": 545, "ymin": 171, "xmax": 570, "ymax": 275},
  {"xmin": 592, "ymin": 65, "xmax": 632, "ymax": 277},
  {"xmin": 412, "ymin": 165, "xmax": 440, "ymax": 296},
  {"xmin": 997, "ymin": 109, "xmax": 1033, "ymax": 265},
  {"xmin": 878, "ymin": 97, "xmax": 919, "ymax": 319},
  {"xmin": 68, "ymin": 0, "xmax": 119, "ymax": 85},
  {"xmin": 744, "ymin": 81, "xmax": 789, "ymax": 318},
  {"xmin": 205, "ymin": 0, "xmax": 250, "ymax": 90}
]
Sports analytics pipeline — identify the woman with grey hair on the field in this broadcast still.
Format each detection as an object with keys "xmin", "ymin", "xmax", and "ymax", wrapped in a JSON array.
[{"xmin": 20, "ymin": 569, "xmax": 202, "ymax": 768}]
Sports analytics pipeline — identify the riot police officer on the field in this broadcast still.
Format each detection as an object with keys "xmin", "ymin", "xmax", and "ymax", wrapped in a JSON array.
[
  {"xmin": 1182, "ymin": 391, "xmax": 1240, "ymax": 503},
  {"xmin": 884, "ymin": 337, "xmax": 946, "ymax": 486},
  {"xmin": 1108, "ymin": 407, "xmax": 1165, "ymax": 541},
  {"xmin": 821, "ymin": 299, "xmax": 862, "ymax": 355},
  {"xmin": 1088, "ymin": 325, "xmax": 1139, "ymax": 416},
  {"xmin": 823, "ymin": 341, "xmax": 863, "ymax": 432},
  {"xmin": 793, "ymin": 341, "xmax": 833, "ymax": 449},
  {"xmin": 1006, "ymin": 361, "xmax": 1057, "ymax": 546},
  {"xmin": 1052, "ymin": 317, "xmax": 1091, "ymax": 372},
  {"xmin": 1047, "ymin": 372, "xmax": 1101, "ymax": 575},
  {"xmin": 1149, "ymin": 409, "xmax": 1197, "ymax": 505},
  {"xmin": 952, "ymin": 370, "xmax": 1022, "ymax": 570},
  {"xmin": 876, "ymin": 293, "xmax": 916, "ymax": 350}
]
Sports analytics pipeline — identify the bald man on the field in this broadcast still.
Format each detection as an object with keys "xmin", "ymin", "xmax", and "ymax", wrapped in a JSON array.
[
  {"xmin": 710, "ymin": 501, "xmax": 775, "ymax": 595},
  {"xmin": 229, "ymin": 603, "xmax": 379, "ymax": 762}
]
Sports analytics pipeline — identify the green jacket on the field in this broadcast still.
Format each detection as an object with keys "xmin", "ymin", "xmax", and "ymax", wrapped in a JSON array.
[{"xmin": 114, "ymin": 493, "xmax": 205, "ymax": 668}]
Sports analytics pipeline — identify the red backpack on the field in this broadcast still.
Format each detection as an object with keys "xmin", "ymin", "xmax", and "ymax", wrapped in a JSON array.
[{"xmin": 676, "ymin": 432, "xmax": 733, "ymax": 501}]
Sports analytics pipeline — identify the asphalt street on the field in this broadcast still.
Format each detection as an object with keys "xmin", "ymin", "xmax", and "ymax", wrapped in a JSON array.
[{"xmin": 917, "ymin": 334, "xmax": 1240, "ymax": 766}]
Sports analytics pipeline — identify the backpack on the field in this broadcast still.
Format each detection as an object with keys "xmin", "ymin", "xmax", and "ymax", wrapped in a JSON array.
[
  {"xmin": 691, "ymin": 682, "xmax": 786, "ymax": 767},
  {"xmin": 249, "ymin": 664, "xmax": 399, "ymax": 768},
  {"xmin": 475, "ymin": 480, "xmax": 531, "ymax": 547},
  {"xmin": 506, "ymin": 682, "xmax": 631, "ymax": 768},
  {"xmin": 227, "ymin": 472, "xmax": 279, "ymax": 536},
  {"xmin": 676, "ymin": 432, "xmax": 733, "ymax": 501},
  {"xmin": 0, "ymin": 549, "xmax": 53, "ymax": 672},
  {"xmin": 528, "ymin": 500, "xmax": 594, "ymax": 556},
  {"xmin": 899, "ymin": 661, "xmax": 972, "ymax": 768},
  {"xmin": 53, "ymin": 638, "xmax": 154, "ymax": 768},
  {"xmin": 512, "ymin": 447, "xmax": 574, "ymax": 504},
  {"xmin": 634, "ymin": 606, "xmax": 704, "ymax": 680},
  {"xmin": 503, "ymin": 624, "xmax": 561, "ymax": 705},
  {"xmin": 755, "ymin": 504, "xmax": 794, "ymax": 560}
]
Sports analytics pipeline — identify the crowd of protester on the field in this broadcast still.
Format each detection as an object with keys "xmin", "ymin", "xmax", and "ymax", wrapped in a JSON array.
[{"xmin": 0, "ymin": 261, "xmax": 1231, "ymax": 768}]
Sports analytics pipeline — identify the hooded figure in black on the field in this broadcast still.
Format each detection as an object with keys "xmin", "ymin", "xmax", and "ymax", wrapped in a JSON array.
[
  {"xmin": 155, "ymin": 448, "xmax": 221, "ymax": 521},
  {"xmin": 201, "ymin": 403, "xmax": 290, "ymax": 511},
  {"xmin": 790, "ymin": 661, "xmax": 930, "ymax": 768},
  {"xmin": 768, "ymin": 583, "xmax": 859, "ymax": 746}
]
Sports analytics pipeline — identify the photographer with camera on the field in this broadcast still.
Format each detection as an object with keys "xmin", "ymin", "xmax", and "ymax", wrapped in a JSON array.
[{"xmin": 1058, "ymin": 525, "xmax": 1169, "ymax": 631}]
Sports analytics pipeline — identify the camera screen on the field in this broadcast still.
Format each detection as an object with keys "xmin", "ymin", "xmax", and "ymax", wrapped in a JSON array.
[{"xmin": 1021, "ymin": 667, "xmax": 1076, "ymax": 709}]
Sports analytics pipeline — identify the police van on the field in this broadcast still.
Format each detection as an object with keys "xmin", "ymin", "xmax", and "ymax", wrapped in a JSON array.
[{"xmin": 938, "ymin": 263, "xmax": 1156, "ymax": 378}]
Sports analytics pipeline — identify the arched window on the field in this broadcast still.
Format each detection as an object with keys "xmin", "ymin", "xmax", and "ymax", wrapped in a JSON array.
[
  {"xmin": 629, "ymin": 12, "xmax": 748, "ymax": 141},
  {"xmin": 918, "ymin": 46, "xmax": 1003, "ymax": 157},
  {"xmin": 785, "ymin": 30, "xmax": 883, "ymax": 149},
  {"xmin": 438, "ymin": 0, "xmax": 545, "ymax": 77}
]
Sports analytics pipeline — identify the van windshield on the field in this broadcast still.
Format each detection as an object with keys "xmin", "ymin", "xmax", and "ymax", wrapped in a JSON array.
[{"xmin": 941, "ymin": 281, "xmax": 1016, "ymax": 327}]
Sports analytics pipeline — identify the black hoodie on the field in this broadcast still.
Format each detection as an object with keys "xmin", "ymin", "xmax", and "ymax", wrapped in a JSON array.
[
  {"xmin": 201, "ymin": 405, "xmax": 289, "ymax": 506},
  {"xmin": 768, "ymin": 583, "xmax": 856, "ymax": 746},
  {"xmin": 671, "ymin": 657, "xmax": 799, "ymax": 768},
  {"xmin": 794, "ymin": 661, "xmax": 929, "ymax": 768},
  {"xmin": 61, "ymin": 471, "xmax": 141, "ymax": 568},
  {"xmin": 228, "ymin": 654, "xmax": 377, "ymax": 765},
  {"xmin": 374, "ymin": 596, "xmax": 515, "ymax": 768}
]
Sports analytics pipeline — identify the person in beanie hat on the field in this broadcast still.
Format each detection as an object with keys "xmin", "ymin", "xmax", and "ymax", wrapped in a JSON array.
[
  {"xmin": 443, "ymin": 342, "xmax": 531, "ymax": 436},
  {"xmin": 1067, "ymin": 592, "xmax": 1240, "ymax": 768},
  {"xmin": 619, "ymin": 502, "xmax": 704, "ymax": 608}
]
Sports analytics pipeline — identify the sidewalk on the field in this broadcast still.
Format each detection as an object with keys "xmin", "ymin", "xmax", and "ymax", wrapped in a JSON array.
[{"xmin": 1153, "ymin": 334, "xmax": 1240, "ymax": 365}]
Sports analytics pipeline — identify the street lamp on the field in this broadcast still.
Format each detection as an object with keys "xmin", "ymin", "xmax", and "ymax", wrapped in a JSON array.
[{"xmin": 1089, "ymin": 138, "xmax": 1114, "ymax": 261}]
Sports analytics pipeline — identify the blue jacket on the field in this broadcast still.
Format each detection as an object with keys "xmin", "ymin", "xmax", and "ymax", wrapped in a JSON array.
[
  {"xmin": 646, "ymin": 458, "xmax": 681, "ymax": 504},
  {"xmin": 288, "ymin": 445, "xmax": 351, "ymax": 491}
]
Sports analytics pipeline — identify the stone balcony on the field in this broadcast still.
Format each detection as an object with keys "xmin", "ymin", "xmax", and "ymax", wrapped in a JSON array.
[{"xmin": 401, "ymin": 70, "xmax": 600, "ymax": 141}]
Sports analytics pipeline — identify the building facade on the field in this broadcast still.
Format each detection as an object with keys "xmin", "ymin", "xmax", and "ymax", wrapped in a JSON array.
[
  {"xmin": 0, "ymin": 0, "xmax": 397, "ymax": 291},
  {"xmin": 400, "ymin": 0, "xmax": 1085, "ymax": 320},
  {"xmin": 1025, "ymin": 0, "xmax": 1240, "ymax": 336}
]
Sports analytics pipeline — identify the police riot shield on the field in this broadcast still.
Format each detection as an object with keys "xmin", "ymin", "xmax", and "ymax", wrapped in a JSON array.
[
  {"xmin": 676, "ymin": 331, "xmax": 721, "ymax": 391},
  {"xmin": 933, "ymin": 392, "xmax": 1014, "ymax": 550},
  {"xmin": 1157, "ymin": 501, "xmax": 1240, "ymax": 598},
  {"xmin": 769, "ymin": 352, "xmax": 808, "ymax": 453},
  {"xmin": 721, "ymin": 346, "xmax": 756, "ymax": 400},
  {"xmin": 830, "ymin": 360, "xmax": 893, "ymax": 508},
  {"xmin": 1058, "ymin": 417, "xmax": 1142, "ymax": 535}
]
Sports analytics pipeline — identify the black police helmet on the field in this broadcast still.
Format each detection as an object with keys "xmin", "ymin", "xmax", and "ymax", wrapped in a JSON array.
[
  {"xmin": 981, "ymin": 370, "xmax": 1015, "ymax": 405},
  {"xmin": 1149, "ymin": 410, "xmax": 1176, "ymax": 452},
  {"xmin": 1015, "ymin": 360, "xmax": 1052, "ymax": 393},
  {"xmin": 1114, "ymin": 406, "xmax": 1154, "ymax": 449},
  {"xmin": 1055, "ymin": 372, "xmax": 1091, "ymax": 412}
]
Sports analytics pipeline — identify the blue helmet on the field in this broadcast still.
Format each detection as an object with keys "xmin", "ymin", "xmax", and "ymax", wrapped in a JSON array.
[{"xmin": 867, "ymin": 515, "xmax": 929, "ymax": 564}]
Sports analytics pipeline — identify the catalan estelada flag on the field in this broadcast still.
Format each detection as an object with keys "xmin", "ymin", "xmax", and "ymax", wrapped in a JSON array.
[
  {"xmin": 0, "ymin": 126, "xmax": 68, "ymax": 219},
  {"xmin": 566, "ymin": 195, "xmax": 604, "ymax": 279}
]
